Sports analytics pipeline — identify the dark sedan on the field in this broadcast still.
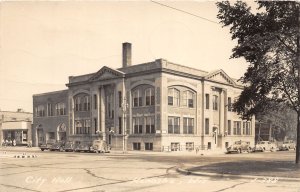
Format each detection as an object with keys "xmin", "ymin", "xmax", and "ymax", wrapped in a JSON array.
[
  {"xmin": 74, "ymin": 142, "xmax": 92, "ymax": 152},
  {"xmin": 50, "ymin": 141, "xmax": 65, "ymax": 152},
  {"xmin": 64, "ymin": 141, "xmax": 75, "ymax": 152}
]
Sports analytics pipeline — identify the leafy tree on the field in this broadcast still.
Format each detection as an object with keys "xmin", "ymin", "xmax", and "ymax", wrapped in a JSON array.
[
  {"xmin": 216, "ymin": 1, "xmax": 300, "ymax": 163},
  {"xmin": 257, "ymin": 103, "xmax": 297, "ymax": 141}
]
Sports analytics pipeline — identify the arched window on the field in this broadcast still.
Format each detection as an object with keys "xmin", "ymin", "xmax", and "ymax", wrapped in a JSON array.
[
  {"xmin": 75, "ymin": 97, "xmax": 81, "ymax": 111},
  {"xmin": 182, "ymin": 90, "xmax": 195, "ymax": 108},
  {"xmin": 132, "ymin": 90, "xmax": 142, "ymax": 107},
  {"xmin": 55, "ymin": 103, "xmax": 66, "ymax": 115},
  {"xmin": 83, "ymin": 96, "xmax": 90, "ymax": 111},
  {"xmin": 168, "ymin": 88, "xmax": 180, "ymax": 106},
  {"xmin": 145, "ymin": 88, "xmax": 155, "ymax": 106}
]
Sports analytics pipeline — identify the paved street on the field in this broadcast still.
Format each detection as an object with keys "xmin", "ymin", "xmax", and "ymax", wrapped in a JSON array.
[{"xmin": 0, "ymin": 148, "xmax": 300, "ymax": 192}]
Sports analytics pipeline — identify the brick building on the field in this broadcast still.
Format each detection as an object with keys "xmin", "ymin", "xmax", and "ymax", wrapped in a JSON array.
[
  {"xmin": 32, "ymin": 43, "xmax": 255, "ymax": 151},
  {"xmin": 32, "ymin": 90, "xmax": 68, "ymax": 147}
]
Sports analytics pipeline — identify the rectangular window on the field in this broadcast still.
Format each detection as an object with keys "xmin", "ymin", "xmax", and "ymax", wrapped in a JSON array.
[
  {"xmin": 119, "ymin": 117, "xmax": 122, "ymax": 134},
  {"xmin": 75, "ymin": 97, "xmax": 81, "ymax": 111},
  {"xmin": 55, "ymin": 103, "xmax": 66, "ymax": 116},
  {"xmin": 133, "ymin": 90, "xmax": 142, "ymax": 107},
  {"xmin": 237, "ymin": 121, "xmax": 241, "ymax": 135},
  {"xmin": 37, "ymin": 105, "xmax": 45, "ymax": 117},
  {"xmin": 205, "ymin": 118, "xmax": 209, "ymax": 135},
  {"xmin": 186, "ymin": 142, "xmax": 194, "ymax": 151},
  {"xmin": 75, "ymin": 120, "xmax": 90, "ymax": 134},
  {"xmin": 207, "ymin": 142, "xmax": 211, "ymax": 150},
  {"xmin": 183, "ymin": 117, "xmax": 194, "ymax": 134},
  {"xmin": 84, "ymin": 96, "xmax": 90, "ymax": 111},
  {"xmin": 227, "ymin": 120, "xmax": 231, "ymax": 135},
  {"xmin": 171, "ymin": 142, "xmax": 180, "ymax": 151},
  {"xmin": 94, "ymin": 94, "xmax": 97, "ymax": 109},
  {"xmin": 133, "ymin": 142, "xmax": 141, "ymax": 150},
  {"xmin": 35, "ymin": 107, "xmax": 38, "ymax": 117},
  {"xmin": 83, "ymin": 119, "xmax": 91, "ymax": 134},
  {"xmin": 168, "ymin": 96, "xmax": 173, "ymax": 105},
  {"xmin": 118, "ymin": 91, "xmax": 122, "ymax": 108},
  {"xmin": 182, "ymin": 91, "xmax": 195, "ymax": 108},
  {"xmin": 168, "ymin": 88, "xmax": 179, "ymax": 106},
  {"xmin": 47, "ymin": 103, "xmax": 53, "ymax": 116},
  {"xmin": 107, "ymin": 94, "xmax": 114, "ymax": 118},
  {"xmin": 75, "ymin": 120, "xmax": 82, "ymax": 134},
  {"xmin": 145, "ymin": 88, "xmax": 155, "ymax": 106},
  {"xmin": 168, "ymin": 116, "xmax": 180, "ymax": 134},
  {"xmin": 233, "ymin": 121, "xmax": 241, "ymax": 135},
  {"xmin": 94, "ymin": 118, "xmax": 97, "ymax": 134},
  {"xmin": 145, "ymin": 143, "xmax": 153, "ymax": 150},
  {"xmin": 145, "ymin": 116, "xmax": 155, "ymax": 134},
  {"xmin": 205, "ymin": 94, "xmax": 209, "ymax": 109},
  {"xmin": 243, "ymin": 122, "xmax": 251, "ymax": 135},
  {"xmin": 213, "ymin": 95, "xmax": 218, "ymax": 110},
  {"xmin": 133, "ymin": 117, "xmax": 143, "ymax": 134},
  {"xmin": 188, "ymin": 91, "xmax": 194, "ymax": 108},
  {"xmin": 227, "ymin": 97, "xmax": 232, "ymax": 112}
]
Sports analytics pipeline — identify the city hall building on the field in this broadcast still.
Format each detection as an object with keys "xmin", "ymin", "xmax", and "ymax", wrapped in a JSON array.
[{"xmin": 32, "ymin": 43, "xmax": 255, "ymax": 151}]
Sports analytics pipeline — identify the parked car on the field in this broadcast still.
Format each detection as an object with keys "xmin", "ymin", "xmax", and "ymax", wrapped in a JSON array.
[
  {"xmin": 74, "ymin": 142, "xmax": 92, "ymax": 152},
  {"xmin": 50, "ymin": 141, "xmax": 65, "ymax": 152},
  {"xmin": 227, "ymin": 140, "xmax": 252, "ymax": 153},
  {"xmin": 64, "ymin": 141, "xmax": 75, "ymax": 152},
  {"xmin": 253, "ymin": 141, "xmax": 277, "ymax": 152},
  {"xmin": 90, "ymin": 140, "xmax": 110, "ymax": 153},
  {"xmin": 278, "ymin": 140, "xmax": 296, "ymax": 151},
  {"xmin": 40, "ymin": 139, "xmax": 55, "ymax": 151}
]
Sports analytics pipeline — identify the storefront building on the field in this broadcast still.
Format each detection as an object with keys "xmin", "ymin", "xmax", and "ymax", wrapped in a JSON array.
[{"xmin": 0, "ymin": 109, "xmax": 32, "ymax": 146}]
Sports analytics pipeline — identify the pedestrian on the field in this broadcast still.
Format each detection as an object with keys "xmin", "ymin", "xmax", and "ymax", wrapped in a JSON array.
[
  {"xmin": 27, "ymin": 141, "xmax": 32, "ymax": 148},
  {"xmin": 196, "ymin": 147, "xmax": 199, "ymax": 154},
  {"xmin": 13, "ymin": 139, "xmax": 16, "ymax": 147}
]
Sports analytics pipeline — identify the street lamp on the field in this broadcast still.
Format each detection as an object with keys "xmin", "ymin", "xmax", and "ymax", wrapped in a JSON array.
[
  {"xmin": 121, "ymin": 97, "xmax": 128, "ymax": 153},
  {"xmin": 96, "ymin": 130, "xmax": 102, "ymax": 140}
]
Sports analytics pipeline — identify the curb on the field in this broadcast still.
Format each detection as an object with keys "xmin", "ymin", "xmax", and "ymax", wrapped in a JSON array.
[{"xmin": 176, "ymin": 168, "xmax": 300, "ymax": 182}]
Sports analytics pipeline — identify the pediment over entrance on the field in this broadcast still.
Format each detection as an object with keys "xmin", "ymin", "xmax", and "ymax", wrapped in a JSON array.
[
  {"xmin": 205, "ymin": 69, "xmax": 236, "ymax": 85},
  {"xmin": 89, "ymin": 66, "xmax": 125, "ymax": 81}
]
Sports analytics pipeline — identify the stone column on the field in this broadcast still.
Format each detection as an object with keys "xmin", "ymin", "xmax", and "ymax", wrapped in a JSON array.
[
  {"xmin": 96, "ymin": 88, "xmax": 101, "ymax": 133},
  {"xmin": 219, "ymin": 89, "xmax": 224, "ymax": 135},
  {"xmin": 223, "ymin": 89, "xmax": 228, "ymax": 135},
  {"xmin": 100, "ymin": 86, "xmax": 106, "ymax": 141},
  {"xmin": 71, "ymin": 97, "xmax": 75, "ymax": 135}
]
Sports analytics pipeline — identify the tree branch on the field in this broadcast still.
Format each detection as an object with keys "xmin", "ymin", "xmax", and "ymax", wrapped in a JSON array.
[{"xmin": 276, "ymin": 35, "xmax": 297, "ymax": 55}]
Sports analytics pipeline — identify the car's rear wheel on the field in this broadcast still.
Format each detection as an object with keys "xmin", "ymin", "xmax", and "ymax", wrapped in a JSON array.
[{"xmin": 41, "ymin": 149, "xmax": 44, "ymax": 151}]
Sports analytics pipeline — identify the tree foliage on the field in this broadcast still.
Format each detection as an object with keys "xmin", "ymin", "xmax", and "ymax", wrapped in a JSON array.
[
  {"xmin": 257, "ymin": 103, "xmax": 297, "ymax": 141},
  {"xmin": 216, "ymin": 1, "xmax": 300, "ymax": 163},
  {"xmin": 217, "ymin": 1, "xmax": 299, "ymax": 119}
]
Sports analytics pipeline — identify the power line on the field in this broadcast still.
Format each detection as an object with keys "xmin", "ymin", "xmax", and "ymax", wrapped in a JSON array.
[{"xmin": 151, "ymin": 1, "xmax": 219, "ymax": 24}]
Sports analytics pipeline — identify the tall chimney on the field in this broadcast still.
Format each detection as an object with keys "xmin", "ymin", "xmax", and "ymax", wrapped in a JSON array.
[{"xmin": 122, "ymin": 42, "xmax": 132, "ymax": 68}]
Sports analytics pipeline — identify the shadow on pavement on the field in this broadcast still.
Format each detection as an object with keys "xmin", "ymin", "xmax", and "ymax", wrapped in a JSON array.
[{"xmin": 187, "ymin": 160, "xmax": 300, "ymax": 178}]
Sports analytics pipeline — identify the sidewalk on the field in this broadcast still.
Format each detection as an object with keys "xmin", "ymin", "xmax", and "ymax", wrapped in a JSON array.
[
  {"xmin": 0, "ymin": 146, "xmax": 226, "ymax": 156},
  {"xmin": 177, "ymin": 159, "xmax": 300, "ymax": 181}
]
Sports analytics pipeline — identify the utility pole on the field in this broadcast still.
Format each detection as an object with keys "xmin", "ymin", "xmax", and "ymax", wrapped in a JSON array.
[{"xmin": 122, "ymin": 80, "xmax": 128, "ymax": 154}]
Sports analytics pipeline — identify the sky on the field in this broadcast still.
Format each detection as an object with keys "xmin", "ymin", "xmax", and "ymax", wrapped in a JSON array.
[{"xmin": 0, "ymin": 1, "xmax": 252, "ymax": 113}]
